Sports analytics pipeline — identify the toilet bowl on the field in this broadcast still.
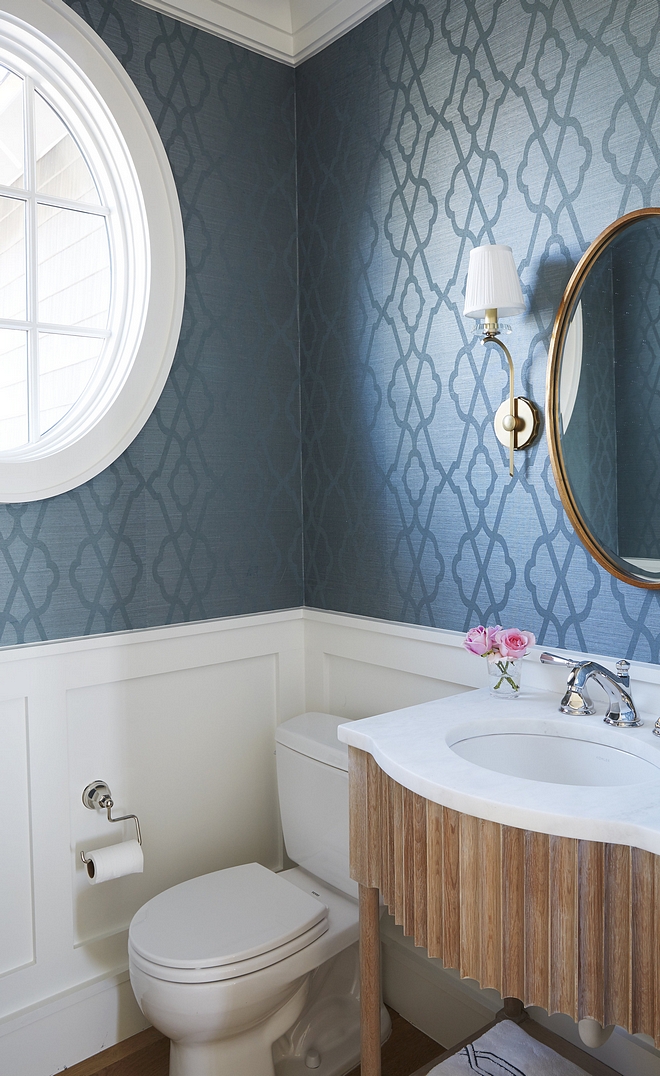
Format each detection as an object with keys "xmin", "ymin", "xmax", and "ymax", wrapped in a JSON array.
[{"xmin": 128, "ymin": 713, "xmax": 390, "ymax": 1076}]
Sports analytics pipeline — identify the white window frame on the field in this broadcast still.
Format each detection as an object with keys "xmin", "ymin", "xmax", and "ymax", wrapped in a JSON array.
[{"xmin": 0, "ymin": 0, "xmax": 185, "ymax": 502}]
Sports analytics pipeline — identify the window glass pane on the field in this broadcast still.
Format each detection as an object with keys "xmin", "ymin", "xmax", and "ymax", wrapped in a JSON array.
[
  {"xmin": 0, "ymin": 66, "xmax": 24, "ymax": 189},
  {"xmin": 37, "ymin": 204, "xmax": 110, "ymax": 328},
  {"xmin": 0, "ymin": 196, "xmax": 25, "ymax": 320},
  {"xmin": 34, "ymin": 92, "xmax": 100, "ymax": 204},
  {"xmin": 0, "ymin": 329, "xmax": 27, "ymax": 449},
  {"xmin": 39, "ymin": 333, "xmax": 103, "ymax": 435}
]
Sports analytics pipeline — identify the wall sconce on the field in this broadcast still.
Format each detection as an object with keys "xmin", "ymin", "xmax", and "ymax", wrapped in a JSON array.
[{"xmin": 464, "ymin": 244, "xmax": 540, "ymax": 476}]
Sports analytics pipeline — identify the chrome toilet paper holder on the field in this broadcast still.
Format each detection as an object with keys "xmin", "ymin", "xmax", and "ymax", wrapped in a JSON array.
[{"xmin": 80, "ymin": 780, "xmax": 142, "ymax": 865}]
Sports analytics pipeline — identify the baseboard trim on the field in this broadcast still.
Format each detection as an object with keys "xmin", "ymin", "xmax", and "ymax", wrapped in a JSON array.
[
  {"xmin": 0, "ymin": 974, "xmax": 150, "ymax": 1076},
  {"xmin": 380, "ymin": 916, "xmax": 498, "ymax": 1049},
  {"xmin": 62, "ymin": 1026, "xmax": 165, "ymax": 1076}
]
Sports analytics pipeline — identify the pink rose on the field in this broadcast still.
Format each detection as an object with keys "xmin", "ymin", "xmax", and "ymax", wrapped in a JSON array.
[
  {"xmin": 492, "ymin": 627, "xmax": 535, "ymax": 659},
  {"xmin": 463, "ymin": 625, "xmax": 501, "ymax": 656}
]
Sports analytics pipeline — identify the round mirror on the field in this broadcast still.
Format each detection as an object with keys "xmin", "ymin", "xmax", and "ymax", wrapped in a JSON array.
[{"xmin": 547, "ymin": 208, "xmax": 660, "ymax": 588}]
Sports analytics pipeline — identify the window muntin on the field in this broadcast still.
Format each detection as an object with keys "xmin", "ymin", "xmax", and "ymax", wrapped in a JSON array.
[
  {"xmin": 0, "ymin": 327, "xmax": 27, "ymax": 449},
  {"xmin": 0, "ymin": 194, "xmax": 25, "ymax": 319},
  {"xmin": 0, "ymin": 65, "xmax": 24, "ymax": 188},
  {"xmin": 34, "ymin": 92, "xmax": 101, "ymax": 204},
  {"xmin": 0, "ymin": 64, "xmax": 111, "ymax": 449}
]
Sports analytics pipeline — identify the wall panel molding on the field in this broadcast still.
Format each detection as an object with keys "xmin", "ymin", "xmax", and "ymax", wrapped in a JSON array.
[
  {"xmin": 0, "ymin": 698, "xmax": 34, "ymax": 977},
  {"xmin": 68, "ymin": 652, "xmax": 280, "ymax": 949},
  {"xmin": 0, "ymin": 609, "xmax": 304, "ymax": 1076}
]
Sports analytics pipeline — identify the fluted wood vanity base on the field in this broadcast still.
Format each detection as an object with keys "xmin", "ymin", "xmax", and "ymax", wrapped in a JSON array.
[{"xmin": 349, "ymin": 746, "xmax": 660, "ymax": 1072}]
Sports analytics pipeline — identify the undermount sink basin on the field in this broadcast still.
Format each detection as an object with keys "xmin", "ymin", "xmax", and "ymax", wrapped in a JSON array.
[
  {"xmin": 338, "ymin": 687, "xmax": 660, "ymax": 852},
  {"xmin": 450, "ymin": 729, "xmax": 660, "ymax": 786}
]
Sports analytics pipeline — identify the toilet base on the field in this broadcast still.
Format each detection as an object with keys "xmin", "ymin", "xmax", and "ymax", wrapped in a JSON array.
[
  {"xmin": 169, "ymin": 980, "xmax": 309, "ymax": 1076},
  {"xmin": 273, "ymin": 942, "xmax": 391, "ymax": 1076}
]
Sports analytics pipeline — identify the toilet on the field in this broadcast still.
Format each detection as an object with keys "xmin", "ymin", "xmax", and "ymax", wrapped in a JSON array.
[{"xmin": 128, "ymin": 712, "xmax": 390, "ymax": 1076}]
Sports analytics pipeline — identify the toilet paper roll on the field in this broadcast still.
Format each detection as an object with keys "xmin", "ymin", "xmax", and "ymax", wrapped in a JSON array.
[{"xmin": 84, "ymin": 839, "xmax": 143, "ymax": 884}]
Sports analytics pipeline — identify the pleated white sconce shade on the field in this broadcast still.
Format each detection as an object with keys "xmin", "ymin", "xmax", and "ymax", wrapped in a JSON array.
[{"xmin": 463, "ymin": 244, "xmax": 525, "ymax": 319}]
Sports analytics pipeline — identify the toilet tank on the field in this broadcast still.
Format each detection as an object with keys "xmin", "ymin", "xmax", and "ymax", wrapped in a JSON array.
[{"xmin": 275, "ymin": 713, "xmax": 357, "ymax": 899}]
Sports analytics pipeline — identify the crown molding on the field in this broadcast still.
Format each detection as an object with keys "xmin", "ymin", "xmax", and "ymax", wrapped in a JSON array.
[
  {"xmin": 131, "ymin": 0, "xmax": 389, "ymax": 65},
  {"xmin": 290, "ymin": 0, "xmax": 387, "ymax": 62}
]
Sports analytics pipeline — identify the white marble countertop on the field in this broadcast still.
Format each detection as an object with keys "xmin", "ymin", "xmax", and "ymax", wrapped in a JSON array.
[{"xmin": 337, "ymin": 686, "xmax": 660, "ymax": 855}]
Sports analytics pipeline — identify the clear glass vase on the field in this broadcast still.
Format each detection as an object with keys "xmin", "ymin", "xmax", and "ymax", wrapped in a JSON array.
[{"xmin": 487, "ymin": 655, "xmax": 523, "ymax": 698}]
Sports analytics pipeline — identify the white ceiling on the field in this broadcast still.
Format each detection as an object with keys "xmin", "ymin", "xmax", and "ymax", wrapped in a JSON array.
[{"xmin": 133, "ymin": 0, "xmax": 389, "ymax": 65}]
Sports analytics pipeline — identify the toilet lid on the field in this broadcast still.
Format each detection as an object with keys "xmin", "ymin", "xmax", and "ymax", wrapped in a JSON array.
[
  {"xmin": 128, "ymin": 862, "xmax": 328, "ymax": 970},
  {"xmin": 275, "ymin": 712, "xmax": 349, "ymax": 771}
]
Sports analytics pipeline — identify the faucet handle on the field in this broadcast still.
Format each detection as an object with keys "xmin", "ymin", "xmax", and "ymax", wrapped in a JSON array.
[
  {"xmin": 540, "ymin": 652, "xmax": 580, "ymax": 667},
  {"xmin": 616, "ymin": 659, "xmax": 631, "ymax": 684},
  {"xmin": 540, "ymin": 652, "xmax": 596, "ymax": 715}
]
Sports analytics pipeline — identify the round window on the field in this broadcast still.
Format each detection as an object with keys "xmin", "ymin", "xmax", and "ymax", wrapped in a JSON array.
[{"xmin": 0, "ymin": 0, "xmax": 185, "ymax": 501}]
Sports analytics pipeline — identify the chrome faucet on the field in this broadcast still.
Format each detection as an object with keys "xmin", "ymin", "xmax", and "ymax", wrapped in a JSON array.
[{"xmin": 540, "ymin": 652, "xmax": 642, "ymax": 728}]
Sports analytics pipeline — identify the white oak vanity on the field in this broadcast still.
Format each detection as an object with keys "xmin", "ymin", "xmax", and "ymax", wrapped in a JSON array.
[{"xmin": 338, "ymin": 688, "xmax": 660, "ymax": 1075}]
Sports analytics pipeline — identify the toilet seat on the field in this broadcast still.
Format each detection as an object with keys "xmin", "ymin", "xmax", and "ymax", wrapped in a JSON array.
[
  {"xmin": 128, "ymin": 862, "xmax": 328, "ymax": 983},
  {"xmin": 129, "ymin": 919, "xmax": 329, "ymax": 983}
]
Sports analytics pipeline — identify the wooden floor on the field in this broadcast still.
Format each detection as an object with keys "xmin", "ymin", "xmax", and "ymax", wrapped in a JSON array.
[
  {"xmin": 55, "ymin": 1006, "xmax": 626, "ymax": 1076},
  {"xmin": 62, "ymin": 1027, "xmax": 169, "ymax": 1076},
  {"xmin": 347, "ymin": 1008, "xmax": 442, "ymax": 1076},
  {"xmin": 63, "ymin": 1007, "xmax": 443, "ymax": 1076}
]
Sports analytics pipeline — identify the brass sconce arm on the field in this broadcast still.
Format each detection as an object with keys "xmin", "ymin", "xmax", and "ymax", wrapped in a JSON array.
[
  {"xmin": 481, "ymin": 329, "xmax": 540, "ymax": 477},
  {"xmin": 482, "ymin": 331, "xmax": 517, "ymax": 477}
]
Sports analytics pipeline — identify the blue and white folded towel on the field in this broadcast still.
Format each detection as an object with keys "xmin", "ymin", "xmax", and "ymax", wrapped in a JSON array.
[{"xmin": 427, "ymin": 1019, "xmax": 589, "ymax": 1075}]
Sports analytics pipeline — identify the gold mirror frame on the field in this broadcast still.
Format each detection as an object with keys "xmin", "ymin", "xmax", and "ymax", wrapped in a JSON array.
[{"xmin": 546, "ymin": 207, "xmax": 660, "ymax": 589}]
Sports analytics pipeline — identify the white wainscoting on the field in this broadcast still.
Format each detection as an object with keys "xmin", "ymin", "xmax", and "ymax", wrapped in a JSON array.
[
  {"xmin": 303, "ymin": 609, "xmax": 660, "ymax": 1076},
  {"xmin": 3, "ymin": 606, "xmax": 660, "ymax": 1075},
  {"xmin": 303, "ymin": 606, "xmax": 660, "ymax": 718},
  {"xmin": 0, "ymin": 608, "xmax": 305, "ymax": 1076}
]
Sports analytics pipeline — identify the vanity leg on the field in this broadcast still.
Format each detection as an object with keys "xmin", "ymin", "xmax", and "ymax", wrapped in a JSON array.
[
  {"xmin": 502, "ymin": 997, "xmax": 525, "ymax": 1022},
  {"xmin": 359, "ymin": 884, "xmax": 382, "ymax": 1076}
]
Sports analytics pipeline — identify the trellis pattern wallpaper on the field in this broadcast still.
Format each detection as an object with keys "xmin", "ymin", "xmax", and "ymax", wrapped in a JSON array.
[
  {"xmin": 298, "ymin": 0, "xmax": 660, "ymax": 662},
  {"xmin": 615, "ymin": 218, "xmax": 660, "ymax": 560},
  {"xmin": 0, "ymin": 0, "xmax": 301, "ymax": 643},
  {"xmin": 4, "ymin": 0, "xmax": 660, "ymax": 664}
]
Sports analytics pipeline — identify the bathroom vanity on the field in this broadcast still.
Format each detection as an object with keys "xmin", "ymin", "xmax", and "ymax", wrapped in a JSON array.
[{"xmin": 338, "ymin": 688, "xmax": 660, "ymax": 1075}]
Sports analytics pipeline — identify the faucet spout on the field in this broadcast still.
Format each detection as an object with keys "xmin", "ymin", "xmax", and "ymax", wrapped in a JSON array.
[
  {"xmin": 577, "ymin": 662, "xmax": 641, "ymax": 727},
  {"xmin": 540, "ymin": 652, "xmax": 642, "ymax": 728}
]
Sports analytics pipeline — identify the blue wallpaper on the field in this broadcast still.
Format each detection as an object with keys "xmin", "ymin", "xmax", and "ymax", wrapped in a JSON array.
[
  {"xmin": 614, "ymin": 219, "xmax": 660, "ymax": 560},
  {"xmin": 0, "ymin": 0, "xmax": 301, "ymax": 642},
  {"xmin": 6, "ymin": 0, "xmax": 660, "ymax": 662},
  {"xmin": 298, "ymin": 0, "xmax": 660, "ymax": 663}
]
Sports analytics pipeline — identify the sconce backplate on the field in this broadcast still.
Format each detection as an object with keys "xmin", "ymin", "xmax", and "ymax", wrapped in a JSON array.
[{"xmin": 494, "ymin": 397, "xmax": 540, "ymax": 450}]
